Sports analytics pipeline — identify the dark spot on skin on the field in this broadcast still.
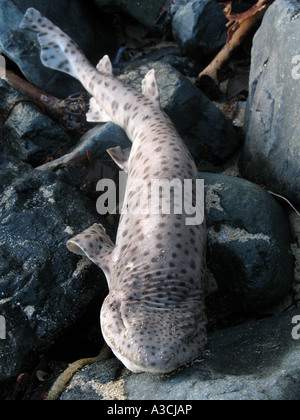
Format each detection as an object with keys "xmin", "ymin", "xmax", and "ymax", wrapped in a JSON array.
[
  {"xmin": 112, "ymin": 100, "xmax": 119, "ymax": 110},
  {"xmin": 58, "ymin": 60, "xmax": 68, "ymax": 69}
]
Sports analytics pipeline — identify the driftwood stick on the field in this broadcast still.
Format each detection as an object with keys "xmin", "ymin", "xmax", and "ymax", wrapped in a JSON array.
[
  {"xmin": 46, "ymin": 344, "xmax": 111, "ymax": 400},
  {"xmin": 5, "ymin": 70, "xmax": 61, "ymax": 119},
  {"xmin": 3, "ymin": 70, "xmax": 90, "ymax": 133},
  {"xmin": 198, "ymin": 0, "xmax": 274, "ymax": 85}
]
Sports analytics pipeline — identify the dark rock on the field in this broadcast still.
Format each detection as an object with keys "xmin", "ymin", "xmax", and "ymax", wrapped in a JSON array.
[
  {"xmin": 0, "ymin": 79, "xmax": 22, "ymax": 116},
  {"xmin": 59, "ymin": 306, "xmax": 300, "ymax": 400},
  {"xmin": 171, "ymin": 0, "xmax": 227, "ymax": 59},
  {"xmin": 119, "ymin": 60, "xmax": 239, "ymax": 164},
  {"xmin": 0, "ymin": 167, "xmax": 108, "ymax": 384},
  {"xmin": 201, "ymin": 172, "xmax": 294, "ymax": 316},
  {"xmin": 94, "ymin": 0, "xmax": 163, "ymax": 30},
  {"xmin": 241, "ymin": 0, "xmax": 300, "ymax": 206},
  {"xmin": 60, "ymin": 358, "xmax": 124, "ymax": 400},
  {"xmin": 1, "ymin": 98, "xmax": 73, "ymax": 167},
  {"xmin": 0, "ymin": 0, "xmax": 116, "ymax": 97},
  {"xmin": 37, "ymin": 123, "xmax": 131, "ymax": 172}
]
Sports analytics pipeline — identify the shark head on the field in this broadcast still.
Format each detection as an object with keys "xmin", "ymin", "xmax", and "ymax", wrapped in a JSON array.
[{"xmin": 100, "ymin": 281, "xmax": 207, "ymax": 373}]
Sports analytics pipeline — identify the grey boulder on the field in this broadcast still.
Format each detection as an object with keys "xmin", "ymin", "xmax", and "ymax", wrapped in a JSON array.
[
  {"xmin": 202, "ymin": 172, "xmax": 294, "ymax": 317},
  {"xmin": 171, "ymin": 0, "xmax": 227, "ymax": 58},
  {"xmin": 241, "ymin": 0, "xmax": 300, "ymax": 206}
]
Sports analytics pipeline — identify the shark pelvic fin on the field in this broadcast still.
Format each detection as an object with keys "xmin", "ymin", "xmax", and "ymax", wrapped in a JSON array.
[
  {"xmin": 86, "ymin": 97, "xmax": 112, "ymax": 123},
  {"xmin": 107, "ymin": 146, "xmax": 130, "ymax": 172}
]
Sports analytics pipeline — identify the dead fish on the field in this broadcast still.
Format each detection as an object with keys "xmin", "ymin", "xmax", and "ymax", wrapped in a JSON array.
[{"xmin": 21, "ymin": 8, "xmax": 216, "ymax": 373}]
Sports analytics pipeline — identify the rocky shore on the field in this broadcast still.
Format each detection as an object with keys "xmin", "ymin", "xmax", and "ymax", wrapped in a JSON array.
[{"xmin": 0, "ymin": 0, "xmax": 299, "ymax": 400}]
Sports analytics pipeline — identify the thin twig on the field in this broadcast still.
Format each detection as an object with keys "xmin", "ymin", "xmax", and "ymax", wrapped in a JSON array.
[{"xmin": 268, "ymin": 191, "xmax": 300, "ymax": 217}]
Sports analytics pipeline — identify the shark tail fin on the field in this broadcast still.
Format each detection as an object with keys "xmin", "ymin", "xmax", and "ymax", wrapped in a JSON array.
[{"xmin": 20, "ymin": 7, "xmax": 89, "ymax": 80}]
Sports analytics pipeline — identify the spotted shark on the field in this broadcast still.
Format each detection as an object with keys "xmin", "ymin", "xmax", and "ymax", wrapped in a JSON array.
[{"xmin": 21, "ymin": 8, "xmax": 216, "ymax": 373}]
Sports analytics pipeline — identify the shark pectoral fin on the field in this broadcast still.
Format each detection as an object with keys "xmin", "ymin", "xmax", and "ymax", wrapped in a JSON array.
[
  {"xmin": 67, "ymin": 223, "xmax": 114, "ymax": 283},
  {"xmin": 107, "ymin": 146, "xmax": 130, "ymax": 172},
  {"xmin": 96, "ymin": 55, "xmax": 113, "ymax": 75},
  {"xmin": 86, "ymin": 97, "xmax": 112, "ymax": 123},
  {"xmin": 204, "ymin": 268, "xmax": 218, "ymax": 297},
  {"xmin": 142, "ymin": 69, "xmax": 160, "ymax": 105}
]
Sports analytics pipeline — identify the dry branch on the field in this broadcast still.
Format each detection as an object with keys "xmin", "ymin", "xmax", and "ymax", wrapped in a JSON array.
[
  {"xmin": 3, "ymin": 70, "xmax": 90, "ymax": 134},
  {"xmin": 198, "ymin": 0, "xmax": 274, "ymax": 86}
]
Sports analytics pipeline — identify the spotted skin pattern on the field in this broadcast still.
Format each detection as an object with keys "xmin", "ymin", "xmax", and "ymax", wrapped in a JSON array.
[{"xmin": 21, "ymin": 8, "xmax": 215, "ymax": 373}]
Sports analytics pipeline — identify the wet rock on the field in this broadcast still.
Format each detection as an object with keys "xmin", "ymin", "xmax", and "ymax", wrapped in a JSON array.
[
  {"xmin": 59, "ymin": 307, "xmax": 300, "ymax": 400},
  {"xmin": 241, "ymin": 0, "xmax": 300, "ymax": 206},
  {"xmin": 119, "ymin": 60, "xmax": 239, "ymax": 164},
  {"xmin": 0, "ymin": 167, "xmax": 108, "ymax": 384},
  {"xmin": 171, "ymin": 0, "xmax": 227, "ymax": 59},
  {"xmin": 0, "ymin": 0, "xmax": 116, "ymax": 97},
  {"xmin": 201, "ymin": 172, "xmax": 294, "ymax": 317}
]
